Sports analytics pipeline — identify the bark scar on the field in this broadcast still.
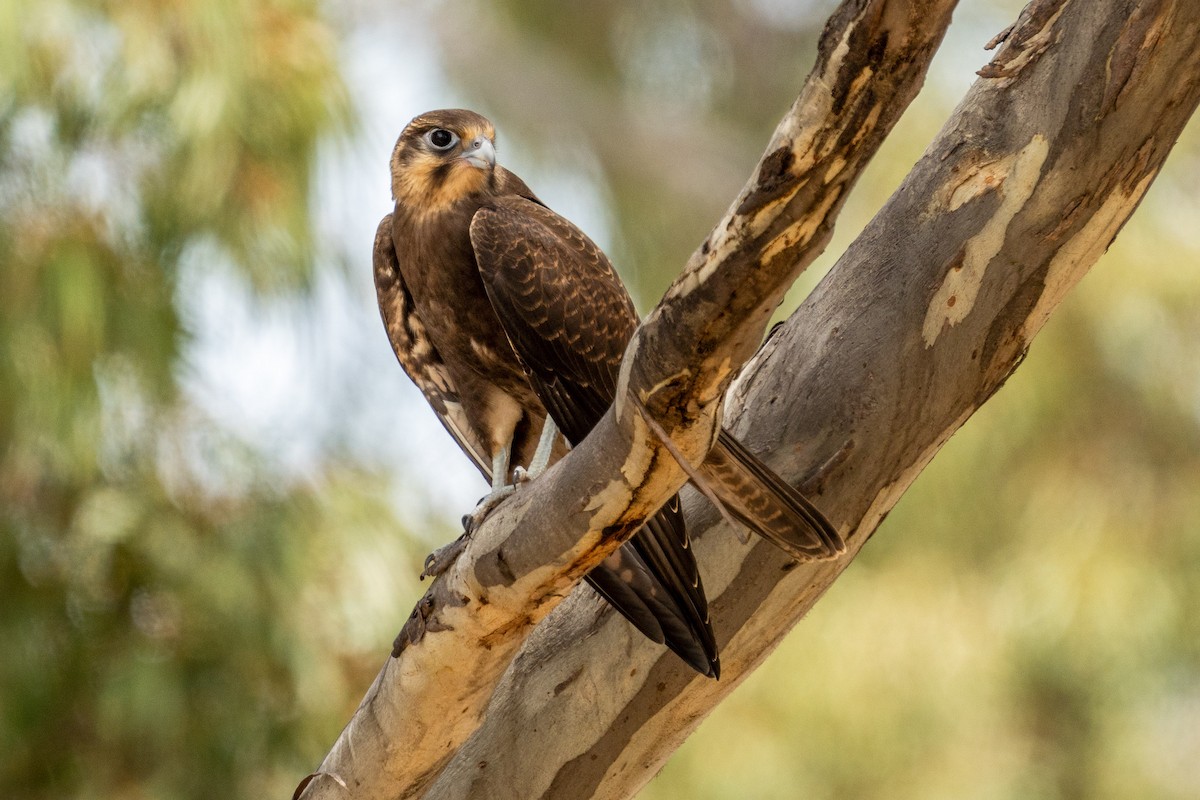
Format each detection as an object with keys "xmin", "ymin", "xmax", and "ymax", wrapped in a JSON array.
[
  {"xmin": 392, "ymin": 590, "xmax": 461, "ymax": 657},
  {"xmin": 922, "ymin": 134, "xmax": 1049, "ymax": 347}
]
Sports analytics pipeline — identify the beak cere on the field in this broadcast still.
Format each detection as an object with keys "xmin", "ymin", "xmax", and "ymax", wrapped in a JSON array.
[{"xmin": 462, "ymin": 136, "xmax": 496, "ymax": 169}]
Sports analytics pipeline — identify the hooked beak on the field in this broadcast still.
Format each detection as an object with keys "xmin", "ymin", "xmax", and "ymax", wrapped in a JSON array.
[{"xmin": 462, "ymin": 136, "xmax": 496, "ymax": 170}]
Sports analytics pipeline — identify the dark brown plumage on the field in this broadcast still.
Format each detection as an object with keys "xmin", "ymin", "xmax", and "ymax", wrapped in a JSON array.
[{"xmin": 374, "ymin": 108, "xmax": 844, "ymax": 677}]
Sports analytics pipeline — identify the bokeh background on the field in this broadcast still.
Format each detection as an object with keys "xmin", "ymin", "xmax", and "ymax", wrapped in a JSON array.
[{"xmin": 2, "ymin": 0, "xmax": 1197, "ymax": 797}]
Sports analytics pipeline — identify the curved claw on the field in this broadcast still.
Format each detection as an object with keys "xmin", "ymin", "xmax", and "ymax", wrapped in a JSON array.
[
  {"xmin": 421, "ymin": 533, "xmax": 470, "ymax": 579},
  {"xmin": 461, "ymin": 484, "xmax": 516, "ymax": 533}
]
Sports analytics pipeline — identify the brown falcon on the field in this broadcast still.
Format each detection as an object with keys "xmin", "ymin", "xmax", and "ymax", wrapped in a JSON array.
[{"xmin": 374, "ymin": 109, "xmax": 844, "ymax": 678}]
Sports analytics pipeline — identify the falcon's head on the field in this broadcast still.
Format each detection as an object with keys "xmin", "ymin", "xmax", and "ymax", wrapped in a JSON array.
[{"xmin": 390, "ymin": 109, "xmax": 498, "ymax": 212}]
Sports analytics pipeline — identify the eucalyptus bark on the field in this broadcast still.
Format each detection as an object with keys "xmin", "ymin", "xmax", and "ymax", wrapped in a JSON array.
[{"xmin": 300, "ymin": 1, "xmax": 1200, "ymax": 798}]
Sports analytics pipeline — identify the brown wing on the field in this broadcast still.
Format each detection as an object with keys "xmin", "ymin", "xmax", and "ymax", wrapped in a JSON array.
[
  {"xmin": 470, "ymin": 197, "xmax": 718, "ymax": 676},
  {"xmin": 373, "ymin": 213, "xmax": 491, "ymax": 477},
  {"xmin": 469, "ymin": 196, "xmax": 636, "ymax": 444}
]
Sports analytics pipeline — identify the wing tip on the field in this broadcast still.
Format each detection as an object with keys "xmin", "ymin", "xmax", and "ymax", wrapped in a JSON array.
[{"xmin": 713, "ymin": 429, "xmax": 847, "ymax": 562}]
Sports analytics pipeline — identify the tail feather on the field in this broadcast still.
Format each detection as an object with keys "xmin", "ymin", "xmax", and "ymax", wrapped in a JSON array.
[
  {"xmin": 628, "ymin": 499, "xmax": 719, "ymax": 677},
  {"xmin": 585, "ymin": 523, "xmax": 719, "ymax": 678},
  {"xmin": 584, "ymin": 556, "xmax": 666, "ymax": 645},
  {"xmin": 699, "ymin": 429, "xmax": 845, "ymax": 561}
]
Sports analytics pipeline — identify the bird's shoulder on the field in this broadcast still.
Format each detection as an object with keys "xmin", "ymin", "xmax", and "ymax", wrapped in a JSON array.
[
  {"xmin": 492, "ymin": 166, "xmax": 541, "ymax": 205},
  {"xmin": 471, "ymin": 172, "xmax": 619, "ymax": 284}
]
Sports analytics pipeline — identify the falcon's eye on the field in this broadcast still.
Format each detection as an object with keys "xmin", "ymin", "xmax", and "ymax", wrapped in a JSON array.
[{"xmin": 425, "ymin": 129, "xmax": 458, "ymax": 150}]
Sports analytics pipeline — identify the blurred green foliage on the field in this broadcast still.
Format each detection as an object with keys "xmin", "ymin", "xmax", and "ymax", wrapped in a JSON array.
[
  {"xmin": 2, "ymin": 0, "xmax": 1198, "ymax": 798},
  {"xmin": 0, "ymin": 1, "xmax": 428, "ymax": 797}
]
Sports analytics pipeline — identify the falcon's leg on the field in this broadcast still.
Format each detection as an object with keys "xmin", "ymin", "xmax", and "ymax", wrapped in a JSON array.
[
  {"xmin": 514, "ymin": 417, "xmax": 559, "ymax": 484},
  {"xmin": 461, "ymin": 443, "xmax": 516, "ymax": 533},
  {"xmin": 428, "ymin": 441, "xmax": 517, "ymax": 571},
  {"xmin": 489, "ymin": 444, "xmax": 512, "ymax": 493}
]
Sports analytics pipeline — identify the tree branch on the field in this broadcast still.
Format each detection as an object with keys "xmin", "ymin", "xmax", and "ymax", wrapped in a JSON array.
[
  {"xmin": 299, "ymin": 1, "xmax": 957, "ymax": 797},
  {"xmin": 421, "ymin": 1, "xmax": 1200, "ymax": 798}
]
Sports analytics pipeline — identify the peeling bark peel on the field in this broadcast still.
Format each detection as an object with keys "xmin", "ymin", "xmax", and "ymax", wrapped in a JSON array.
[{"xmin": 923, "ymin": 134, "xmax": 1049, "ymax": 346}]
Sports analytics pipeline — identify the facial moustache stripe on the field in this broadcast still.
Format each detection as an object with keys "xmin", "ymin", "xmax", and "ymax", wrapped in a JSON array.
[{"xmin": 430, "ymin": 160, "xmax": 453, "ymax": 188}]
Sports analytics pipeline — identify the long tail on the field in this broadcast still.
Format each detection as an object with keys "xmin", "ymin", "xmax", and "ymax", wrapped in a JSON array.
[
  {"xmin": 698, "ymin": 429, "xmax": 845, "ymax": 561},
  {"xmin": 585, "ymin": 497, "xmax": 719, "ymax": 678}
]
